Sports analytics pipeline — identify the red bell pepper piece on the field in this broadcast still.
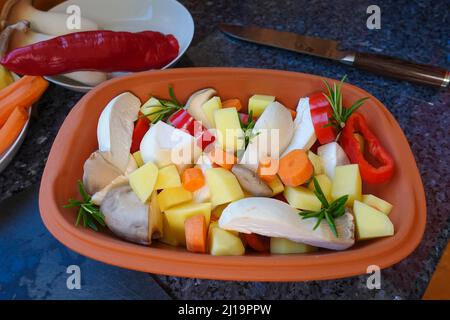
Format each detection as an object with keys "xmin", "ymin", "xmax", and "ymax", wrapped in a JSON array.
[
  {"xmin": 340, "ymin": 113, "xmax": 395, "ymax": 184},
  {"xmin": 130, "ymin": 116, "xmax": 150, "ymax": 154},
  {"xmin": 242, "ymin": 233, "xmax": 270, "ymax": 253},
  {"xmin": 309, "ymin": 92, "xmax": 338, "ymax": 144},
  {"xmin": 168, "ymin": 109, "xmax": 215, "ymax": 151}
]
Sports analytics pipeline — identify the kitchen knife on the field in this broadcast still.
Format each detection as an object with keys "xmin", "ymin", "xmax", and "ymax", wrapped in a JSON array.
[{"xmin": 220, "ymin": 24, "xmax": 449, "ymax": 87}]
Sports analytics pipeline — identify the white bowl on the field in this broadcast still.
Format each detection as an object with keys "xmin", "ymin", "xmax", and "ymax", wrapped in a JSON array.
[{"xmin": 45, "ymin": 0, "xmax": 194, "ymax": 92}]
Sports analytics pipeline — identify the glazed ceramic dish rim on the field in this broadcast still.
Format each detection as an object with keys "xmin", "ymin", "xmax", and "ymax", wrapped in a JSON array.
[
  {"xmin": 39, "ymin": 68, "xmax": 426, "ymax": 281},
  {"xmin": 44, "ymin": 0, "xmax": 195, "ymax": 92}
]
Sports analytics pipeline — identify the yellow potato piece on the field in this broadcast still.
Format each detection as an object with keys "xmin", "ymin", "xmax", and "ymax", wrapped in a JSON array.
[
  {"xmin": 362, "ymin": 194, "xmax": 393, "ymax": 215},
  {"xmin": 353, "ymin": 200, "xmax": 394, "ymax": 240},
  {"xmin": 248, "ymin": 94, "xmax": 275, "ymax": 118},
  {"xmin": 308, "ymin": 174, "xmax": 332, "ymax": 202},
  {"xmin": 128, "ymin": 162, "xmax": 158, "ymax": 203},
  {"xmin": 205, "ymin": 168, "xmax": 245, "ymax": 207},
  {"xmin": 208, "ymin": 225, "xmax": 245, "ymax": 256},
  {"xmin": 155, "ymin": 165, "xmax": 181, "ymax": 190},
  {"xmin": 132, "ymin": 151, "xmax": 144, "ymax": 167},
  {"xmin": 164, "ymin": 202, "xmax": 212, "ymax": 245},
  {"xmin": 308, "ymin": 151, "xmax": 324, "ymax": 175},
  {"xmin": 201, "ymin": 96, "xmax": 222, "ymax": 128},
  {"xmin": 283, "ymin": 186, "xmax": 322, "ymax": 211},
  {"xmin": 214, "ymin": 107, "xmax": 244, "ymax": 153},
  {"xmin": 270, "ymin": 238, "xmax": 317, "ymax": 254},
  {"xmin": 157, "ymin": 186, "xmax": 192, "ymax": 211},
  {"xmin": 331, "ymin": 164, "xmax": 362, "ymax": 207}
]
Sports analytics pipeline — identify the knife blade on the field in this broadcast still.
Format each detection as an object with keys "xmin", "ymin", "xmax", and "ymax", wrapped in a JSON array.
[{"xmin": 220, "ymin": 24, "xmax": 449, "ymax": 87}]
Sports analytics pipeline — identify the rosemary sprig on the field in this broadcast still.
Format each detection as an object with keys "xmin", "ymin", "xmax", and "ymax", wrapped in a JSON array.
[
  {"xmin": 298, "ymin": 177, "xmax": 348, "ymax": 237},
  {"xmin": 142, "ymin": 85, "xmax": 184, "ymax": 124},
  {"xmin": 322, "ymin": 75, "xmax": 369, "ymax": 131},
  {"xmin": 237, "ymin": 110, "xmax": 259, "ymax": 158},
  {"xmin": 64, "ymin": 181, "xmax": 105, "ymax": 232}
]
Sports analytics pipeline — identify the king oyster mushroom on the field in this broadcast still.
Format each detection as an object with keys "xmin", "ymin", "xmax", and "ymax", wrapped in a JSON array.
[
  {"xmin": 82, "ymin": 150, "xmax": 122, "ymax": 195},
  {"xmin": 231, "ymin": 164, "xmax": 272, "ymax": 197},
  {"xmin": 219, "ymin": 197, "xmax": 355, "ymax": 250},
  {"xmin": 100, "ymin": 185, "xmax": 163, "ymax": 245}
]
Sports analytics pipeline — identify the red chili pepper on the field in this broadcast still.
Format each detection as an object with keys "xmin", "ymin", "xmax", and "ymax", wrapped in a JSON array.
[
  {"xmin": 168, "ymin": 109, "xmax": 215, "ymax": 151},
  {"xmin": 309, "ymin": 92, "xmax": 338, "ymax": 144},
  {"xmin": 1, "ymin": 30, "xmax": 179, "ymax": 76},
  {"xmin": 340, "ymin": 113, "xmax": 395, "ymax": 184},
  {"xmin": 130, "ymin": 116, "xmax": 150, "ymax": 154}
]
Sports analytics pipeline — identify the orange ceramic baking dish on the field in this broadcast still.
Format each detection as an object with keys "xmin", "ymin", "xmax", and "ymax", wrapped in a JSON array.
[{"xmin": 39, "ymin": 68, "xmax": 426, "ymax": 281}]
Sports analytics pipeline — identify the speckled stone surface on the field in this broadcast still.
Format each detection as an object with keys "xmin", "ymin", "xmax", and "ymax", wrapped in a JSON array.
[{"xmin": 0, "ymin": 0, "xmax": 448, "ymax": 299}]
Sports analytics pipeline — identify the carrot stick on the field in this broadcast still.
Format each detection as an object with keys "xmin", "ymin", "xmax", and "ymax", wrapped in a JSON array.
[
  {"xmin": 257, "ymin": 156, "xmax": 279, "ymax": 183},
  {"xmin": 222, "ymin": 98, "xmax": 242, "ymax": 112},
  {"xmin": 208, "ymin": 147, "xmax": 237, "ymax": 170},
  {"xmin": 182, "ymin": 167, "xmax": 205, "ymax": 192},
  {"xmin": 242, "ymin": 233, "xmax": 270, "ymax": 252},
  {"xmin": 278, "ymin": 149, "xmax": 313, "ymax": 186},
  {"xmin": 185, "ymin": 215, "xmax": 207, "ymax": 253},
  {"xmin": 0, "ymin": 76, "xmax": 48, "ymax": 127},
  {"xmin": 0, "ymin": 107, "xmax": 29, "ymax": 155}
]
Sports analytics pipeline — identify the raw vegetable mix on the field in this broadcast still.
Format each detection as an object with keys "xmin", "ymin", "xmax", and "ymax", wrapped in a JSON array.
[{"xmin": 67, "ymin": 76, "xmax": 397, "ymax": 257}]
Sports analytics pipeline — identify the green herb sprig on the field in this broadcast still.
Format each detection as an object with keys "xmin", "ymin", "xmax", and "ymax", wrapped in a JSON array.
[
  {"xmin": 322, "ymin": 75, "xmax": 369, "ymax": 131},
  {"xmin": 64, "ymin": 181, "xmax": 105, "ymax": 231},
  {"xmin": 237, "ymin": 110, "xmax": 259, "ymax": 158},
  {"xmin": 143, "ymin": 85, "xmax": 184, "ymax": 124},
  {"xmin": 299, "ymin": 177, "xmax": 348, "ymax": 237}
]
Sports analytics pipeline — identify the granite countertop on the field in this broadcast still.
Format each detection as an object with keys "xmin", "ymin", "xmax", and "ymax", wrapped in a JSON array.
[{"xmin": 0, "ymin": 0, "xmax": 449, "ymax": 299}]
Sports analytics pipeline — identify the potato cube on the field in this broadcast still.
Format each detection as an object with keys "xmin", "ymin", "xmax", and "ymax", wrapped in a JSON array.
[
  {"xmin": 159, "ymin": 213, "xmax": 179, "ymax": 246},
  {"xmin": 157, "ymin": 186, "xmax": 192, "ymax": 211},
  {"xmin": 353, "ymin": 200, "xmax": 394, "ymax": 240},
  {"xmin": 128, "ymin": 161, "xmax": 158, "ymax": 203},
  {"xmin": 201, "ymin": 96, "xmax": 222, "ymax": 128},
  {"xmin": 331, "ymin": 164, "xmax": 362, "ymax": 207},
  {"xmin": 208, "ymin": 225, "xmax": 245, "ymax": 256},
  {"xmin": 214, "ymin": 108, "xmax": 245, "ymax": 153},
  {"xmin": 308, "ymin": 151, "xmax": 323, "ymax": 175},
  {"xmin": 248, "ymin": 94, "xmax": 275, "ymax": 118},
  {"xmin": 155, "ymin": 165, "xmax": 181, "ymax": 190},
  {"xmin": 308, "ymin": 174, "xmax": 332, "ymax": 202},
  {"xmin": 267, "ymin": 175, "xmax": 285, "ymax": 195},
  {"xmin": 141, "ymin": 97, "xmax": 163, "ymax": 122},
  {"xmin": 164, "ymin": 202, "xmax": 212, "ymax": 245},
  {"xmin": 132, "ymin": 151, "xmax": 144, "ymax": 167},
  {"xmin": 283, "ymin": 186, "xmax": 322, "ymax": 211},
  {"xmin": 211, "ymin": 203, "xmax": 229, "ymax": 220},
  {"xmin": 205, "ymin": 168, "xmax": 244, "ymax": 207},
  {"xmin": 362, "ymin": 194, "xmax": 393, "ymax": 215},
  {"xmin": 270, "ymin": 238, "xmax": 317, "ymax": 254}
]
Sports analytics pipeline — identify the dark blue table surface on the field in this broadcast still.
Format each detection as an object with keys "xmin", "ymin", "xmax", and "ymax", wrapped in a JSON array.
[{"xmin": 0, "ymin": 0, "xmax": 449, "ymax": 299}]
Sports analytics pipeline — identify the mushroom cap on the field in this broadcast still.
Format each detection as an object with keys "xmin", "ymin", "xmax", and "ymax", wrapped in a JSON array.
[
  {"xmin": 186, "ymin": 88, "xmax": 217, "ymax": 128},
  {"xmin": 101, "ymin": 185, "xmax": 149, "ymax": 245},
  {"xmin": 82, "ymin": 150, "xmax": 122, "ymax": 195}
]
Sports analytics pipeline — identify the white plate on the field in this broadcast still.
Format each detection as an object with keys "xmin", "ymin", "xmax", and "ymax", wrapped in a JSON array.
[
  {"xmin": 0, "ymin": 75, "xmax": 31, "ymax": 174},
  {"xmin": 45, "ymin": 0, "xmax": 194, "ymax": 92}
]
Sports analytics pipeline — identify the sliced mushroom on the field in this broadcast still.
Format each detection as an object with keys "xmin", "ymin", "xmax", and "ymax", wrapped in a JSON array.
[
  {"xmin": 219, "ymin": 197, "xmax": 355, "ymax": 250},
  {"xmin": 231, "ymin": 164, "xmax": 272, "ymax": 197},
  {"xmin": 186, "ymin": 88, "xmax": 217, "ymax": 128},
  {"xmin": 91, "ymin": 175, "xmax": 129, "ymax": 206},
  {"xmin": 82, "ymin": 150, "xmax": 122, "ymax": 195}
]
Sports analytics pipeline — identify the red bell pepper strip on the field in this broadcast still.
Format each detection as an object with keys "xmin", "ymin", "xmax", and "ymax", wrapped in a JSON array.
[
  {"xmin": 168, "ymin": 109, "xmax": 215, "ymax": 151},
  {"xmin": 242, "ymin": 233, "xmax": 270, "ymax": 253},
  {"xmin": 1, "ymin": 30, "xmax": 179, "ymax": 76},
  {"xmin": 340, "ymin": 113, "xmax": 395, "ymax": 184},
  {"xmin": 130, "ymin": 116, "xmax": 150, "ymax": 154},
  {"xmin": 309, "ymin": 92, "xmax": 338, "ymax": 144}
]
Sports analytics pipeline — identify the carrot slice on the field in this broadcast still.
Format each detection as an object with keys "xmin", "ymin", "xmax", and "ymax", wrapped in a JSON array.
[
  {"xmin": 182, "ymin": 167, "xmax": 205, "ymax": 192},
  {"xmin": 257, "ymin": 156, "xmax": 279, "ymax": 183},
  {"xmin": 0, "ymin": 107, "xmax": 29, "ymax": 155},
  {"xmin": 278, "ymin": 149, "xmax": 313, "ymax": 186},
  {"xmin": 242, "ymin": 233, "xmax": 270, "ymax": 252},
  {"xmin": 208, "ymin": 148, "xmax": 237, "ymax": 170},
  {"xmin": 185, "ymin": 215, "xmax": 207, "ymax": 253},
  {"xmin": 0, "ymin": 76, "xmax": 48, "ymax": 127},
  {"xmin": 222, "ymin": 98, "xmax": 242, "ymax": 112}
]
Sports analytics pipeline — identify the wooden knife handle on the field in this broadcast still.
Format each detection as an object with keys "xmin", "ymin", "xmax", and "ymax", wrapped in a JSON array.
[{"xmin": 352, "ymin": 52, "xmax": 449, "ymax": 87}]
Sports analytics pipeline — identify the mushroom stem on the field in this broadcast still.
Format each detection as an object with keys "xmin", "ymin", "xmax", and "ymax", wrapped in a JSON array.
[
  {"xmin": 0, "ymin": 20, "xmax": 30, "ymax": 58},
  {"xmin": 0, "ymin": 0, "xmax": 21, "ymax": 31}
]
